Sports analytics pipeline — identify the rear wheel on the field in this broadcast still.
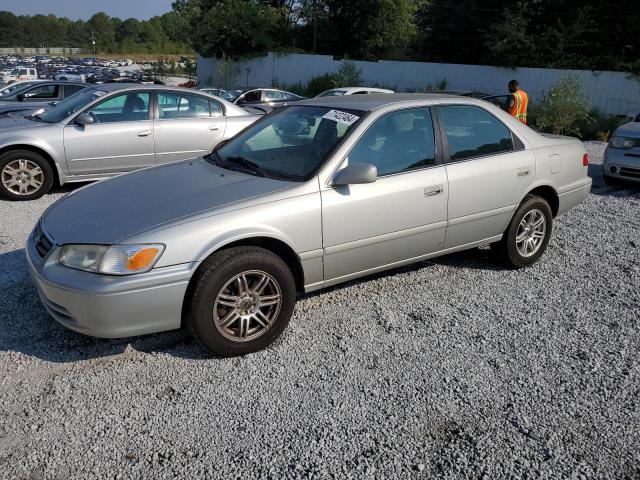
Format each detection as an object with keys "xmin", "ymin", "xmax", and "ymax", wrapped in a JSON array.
[
  {"xmin": 184, "ymin": 246, "xmax": 296, "ymax": 356},
  {"xmin": 492, "ymin": 195, "xmax": 553, "ymax": 268},
  {"xmin": 0, "ymin": 150, "xmax": 53, "ymax": 201}
]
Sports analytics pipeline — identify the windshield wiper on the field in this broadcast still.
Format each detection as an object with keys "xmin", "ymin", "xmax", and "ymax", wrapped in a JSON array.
[{"xmin": 225, "ymin": 156, "xmax": 266, "ymax": 177}]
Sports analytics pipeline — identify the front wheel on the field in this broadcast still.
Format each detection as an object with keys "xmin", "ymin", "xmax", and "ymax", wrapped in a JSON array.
[
  {"xmin": 492, "ymin": 195, "xmax": 553, "ymax": 268},
  {"xmin": 0, "ymin": 150, "xmax": 53, "ymax": 200},
  {"xmin": 184, "ymin": 246, "xmax": 296, "ymax": 356}
]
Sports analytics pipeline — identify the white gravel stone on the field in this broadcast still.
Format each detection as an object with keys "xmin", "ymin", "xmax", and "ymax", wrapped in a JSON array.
[{"xmin": 0, "ymin": 143, "xmax": 638, "ymax": 479}]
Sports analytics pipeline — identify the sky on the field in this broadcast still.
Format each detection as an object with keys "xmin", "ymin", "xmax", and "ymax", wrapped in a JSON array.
[{"xmin": 0, "ymin": 0, "xmax": 176, "ymax": 20}]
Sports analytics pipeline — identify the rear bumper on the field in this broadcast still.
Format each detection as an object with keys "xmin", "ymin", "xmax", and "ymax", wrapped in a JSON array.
[
  {"xmin": 26, "ymin": 231, "xmax": 196, "ymax": 338},
  {"xmin": 557, "ymin": 177, "xmax": 591, "ymax": 215}
]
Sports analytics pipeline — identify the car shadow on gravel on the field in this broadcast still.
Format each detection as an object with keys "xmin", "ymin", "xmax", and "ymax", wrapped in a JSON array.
[{"xmin": 0, "ymin": 248, "xmax": 195, "ymax": 364}]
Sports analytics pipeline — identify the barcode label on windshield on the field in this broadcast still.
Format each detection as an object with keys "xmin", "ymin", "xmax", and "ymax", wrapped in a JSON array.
[{"xmin": 322, "ymin": 109, "xmax": 360, "ymax": 126}]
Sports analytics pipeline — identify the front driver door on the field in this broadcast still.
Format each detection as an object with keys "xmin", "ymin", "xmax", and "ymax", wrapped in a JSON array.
[
  {"xmin": 321, "ymin": 107, "xmax": 448, "ymax": 284},
  {"xmin": 64, "ymin": 91, "xmax": 155, "ymax": 174},
  {"xmin": 153, "ymin": 91, "xmax": 227, "ymax": 165}
]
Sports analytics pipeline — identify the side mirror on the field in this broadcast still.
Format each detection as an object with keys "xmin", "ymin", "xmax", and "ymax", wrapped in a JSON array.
[
  {"xmin": 333, "ymin": 162, "xmax": 377, "ymax": 186},
  {"xmin": 16, "ymin": 93, "xmax": 25, "ymax": 102},
  {"xmin": 75, "ymin": 112, "xmax": 94, "ymax": 126}
]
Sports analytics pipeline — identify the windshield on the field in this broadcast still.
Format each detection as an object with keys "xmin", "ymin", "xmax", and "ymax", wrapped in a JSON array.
[
  {"xmin": 212, "ymin": 105, "xmax": 364, "ymax": 181},
  {"xmin": 39, "ymin": 88, "xmax": 106, "ymax": 123},
  {"xmin": 317, "ymin": 90, "xmax": 346, "ymax": 97}
]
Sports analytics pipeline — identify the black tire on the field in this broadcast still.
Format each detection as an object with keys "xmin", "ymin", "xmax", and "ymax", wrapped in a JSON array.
[
  {"xmin": 492, "ymin": 195, "xmax": 553, "ymax": 268},
  {"xmin": 0, "ymin": 150, "xmax": 54, "ymax": 201},
  {"xmin": 184, "ymin": 246, "xmax": 296, "ymax": 357}
]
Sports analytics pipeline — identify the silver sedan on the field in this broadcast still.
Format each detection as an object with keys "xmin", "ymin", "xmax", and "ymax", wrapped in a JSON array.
[
  {"xmin": 27, "ymin": 94, "xmax": 591, "ymax": 356},
  {"xmin": 0, "ymin": 84, "xmax": 260, "ymax": 200}
]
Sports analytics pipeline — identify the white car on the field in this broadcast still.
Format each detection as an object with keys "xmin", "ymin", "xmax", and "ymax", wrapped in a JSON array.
[
  {"xmin": 1, "ymin": 66, "xmax": 38, "ymax": 85},
  {"xmin": 54, "ymin": 71, "xmax": 86, "ymax": 83},
  {"xmin": 317, "ymin": 87, "xmax": 394, "ymax": 97}
]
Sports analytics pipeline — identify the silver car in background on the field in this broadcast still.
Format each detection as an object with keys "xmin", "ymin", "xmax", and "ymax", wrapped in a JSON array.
[
  {"xmin": 602, "ymin": 114, "xmax": 640, "ymax": 184},
  {"xmin": 0, "ymin": 84, "xmax": 260, "ymax": 200},
  {"xmin": 27, "ymin": 94, "xmax": 591, "ymax": 356}
]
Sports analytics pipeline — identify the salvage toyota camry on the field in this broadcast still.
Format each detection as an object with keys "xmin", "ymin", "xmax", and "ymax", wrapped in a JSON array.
[{"xmin": 27, "ymin": 94, "xmax": 592, "ymax": 356}]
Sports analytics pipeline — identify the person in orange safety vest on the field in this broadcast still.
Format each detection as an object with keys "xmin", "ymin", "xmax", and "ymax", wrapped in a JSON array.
[{"xmin": 508, "ymin": 79, "xmax": 528, "ymax": 124}]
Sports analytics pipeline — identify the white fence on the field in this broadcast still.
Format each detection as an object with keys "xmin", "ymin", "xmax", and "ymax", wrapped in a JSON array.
[
  {"xmin": 1, "ymin": 47, "xmax": 84, "ymax": 55},
  {"xmin": 198, "ymin": 52, "xmax": 640, "ymax": 115}
]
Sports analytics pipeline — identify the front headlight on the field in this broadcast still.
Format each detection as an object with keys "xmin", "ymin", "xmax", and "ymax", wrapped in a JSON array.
[
  {"xmin": 59, "ymin": 244, "xmax": 164, "ymax": 275},
  {"xmin": 609, "ymin": 136, "xmax": 638, "ymax": 149}
]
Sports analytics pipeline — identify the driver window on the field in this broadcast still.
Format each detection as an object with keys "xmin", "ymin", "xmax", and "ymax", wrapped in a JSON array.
[
  {"xmin": 349, "ymin": 108, "xmax": 436, "ymax": 176},
  {"xmin": 86, "ymin": 92, "xmax": 150, "ymax": 123},
  {"xmin": 242, "ymin": 90, "xmax": 262, "ymax": 103}
]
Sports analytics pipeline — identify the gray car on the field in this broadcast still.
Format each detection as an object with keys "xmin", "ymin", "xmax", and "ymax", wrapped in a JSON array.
[
  {"xmin": 0, "ymin": 84, "xmax": 259, "ymax": 200},
  {"xmin": 0, "ymin": 80, "xmax": 88, "ymax": 116},
  {"xmin": 602, "ymin": 115, "xmax": 640, "ymax": 184},
  {"xmin": 27, "ymin": 94, "xmax": 592, "ymax": 356}
]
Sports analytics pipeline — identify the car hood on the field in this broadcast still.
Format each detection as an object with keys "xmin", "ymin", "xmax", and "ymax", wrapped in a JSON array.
[
  {"xmin": 613, "ymin": 121, "xmax": 640, "ymax": 137},
  {"xmin": 0, "ymin": 114, "xmax": 49, "ymax": 130},
  {"xmin": 0, "ymin": 101, "xmax": 49, "ymax": 112},
  {"xmin": 43, "ymin": 159, "xmax": 294, "ymax": 245}
]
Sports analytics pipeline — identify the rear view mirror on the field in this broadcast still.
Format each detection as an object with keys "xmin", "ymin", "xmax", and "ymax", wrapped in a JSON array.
[
  {"xmin": 333, "ymin": 162, "xmax": 377, "ymax": 186},
  {"xmin": 75, "ymin": 113, "xmax": 94, "ymax": 126}
]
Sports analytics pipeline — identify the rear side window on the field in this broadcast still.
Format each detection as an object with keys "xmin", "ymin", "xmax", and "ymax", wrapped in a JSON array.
[
  {"xmin": 64, "ymin": 84, "xmax": 85, "ymax": 97},
  {"xmin": 438, "ymin": 105, "xmax": 514, "ymax": 161},
  {"xmin": 264, "ymin": 90, "xmax": 285, "ymax": 102},
  {"xmin": 349, "ymin": 107, "xmax": 436, "ymax": 176},
  {"xmin": 158, "ymin": 92, "xmax": 211, "ymax": 119}
]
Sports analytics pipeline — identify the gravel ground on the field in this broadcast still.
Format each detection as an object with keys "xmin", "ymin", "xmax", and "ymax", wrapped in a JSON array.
[{"xmin": 0, "ymin": 142, "xmax": 638, "ymax": 479}]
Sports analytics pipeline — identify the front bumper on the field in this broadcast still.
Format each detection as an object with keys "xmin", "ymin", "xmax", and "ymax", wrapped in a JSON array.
[
  {"xmin": 26, "ymin": 226, "xmax": 197, "ymax": 338},
  {"xmin": 603, "ymin": 146, "xmax": 640, "ymax": 183}
]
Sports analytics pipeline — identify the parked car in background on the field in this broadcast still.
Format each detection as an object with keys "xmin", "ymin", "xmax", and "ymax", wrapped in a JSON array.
[
  {"xmin": 199, "ymin": 87, "xmax": 235, "ymax": 101},
  {"xmin": 0, "ymin": 81, "xmax": 88, "ymax": 116},
  {"xmin": 602, "ymin": 116, "xmax": 640, "ymax": 184},
  {"xmin": 0, "ymin": 79, "xmax": 45, "ymax": 97},
  {"xmin": 1, "ymin": 66, "xmax": 38, "ymax": 84},
  {"xmin": 0, "ymin": 84, "xmax": 260, "ymax": 200},
  {"xmin": 481, "ymin": 94, "xmax": 511, "ymax": 112},
  {"xmin": 53, "ymin": 70, "xmax": 86, "ymax": 82},
  {"xmin": 316, "ymin": 87, "xmax": 394, "ymax": 96},
  {"xmin": 26, "ymin": 93, "xmax": 591, "ymax": 356},
  {"xmin": 225, "ymin": 87, "xmax": 304, "ymax": 109}
]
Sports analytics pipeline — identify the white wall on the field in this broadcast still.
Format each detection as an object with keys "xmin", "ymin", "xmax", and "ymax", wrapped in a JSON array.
[{"xmin": 198, "ymin": 52, "xmax": 640, "ymax": 115}]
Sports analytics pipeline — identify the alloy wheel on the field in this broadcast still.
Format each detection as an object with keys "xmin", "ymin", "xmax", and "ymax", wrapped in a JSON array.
[
  {"xmin": 1, "ymin": 159, "xmax": 44, "ymax": 196},
  {"xmin": 515, "ymin": 208, "xmax": 547, "ymax": 257},
  {"xmin": 213, "ymin": 270, "xmax": 282, "ymax": 342}
]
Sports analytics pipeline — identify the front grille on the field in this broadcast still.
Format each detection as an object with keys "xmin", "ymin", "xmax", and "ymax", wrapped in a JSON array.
[
  {"xmin": 33, "ymin": 222, "xmax": 54, "ymax": 258},
  {"xmin": 620, "ymin": 167, "xmax": 640, "ymax": 179}
]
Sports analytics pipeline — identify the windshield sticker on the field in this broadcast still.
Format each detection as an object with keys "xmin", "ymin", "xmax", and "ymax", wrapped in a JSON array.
[{"xmin": 322, "ymin": 109, "xmax": 360, "ymax": 126}]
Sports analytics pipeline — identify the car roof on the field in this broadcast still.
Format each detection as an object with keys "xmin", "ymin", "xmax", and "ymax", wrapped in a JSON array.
[{"xmin": 295, "ymin": 92, "xmax": 466, "ymax": 111}]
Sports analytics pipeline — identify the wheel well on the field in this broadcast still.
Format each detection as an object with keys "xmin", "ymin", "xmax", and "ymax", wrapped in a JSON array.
[
  {"xmin": 0, "ymin": 144, "xmax": 60, "ymax": 186},
  {"xmin": 198, "ymin": 237, "xmax": 305, "ymax": 293},
  {"xmin": 527, "ymin": 185, "xmax": 559, "ymax": 217}
]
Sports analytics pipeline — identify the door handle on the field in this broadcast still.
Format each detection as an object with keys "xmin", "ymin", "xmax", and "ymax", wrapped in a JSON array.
[
  {"xmin": 424, "ymin": 185, "xmax": 444, "ymax": 197},
  {"xmin": 209, "ymin": 126, "xmax": 220, "ymax": 131},
  {"xmin": 516, "ymin": 167, "xmax": 531, "ymax": 177},
  {"xmin": 137, "ymin": 131, "xmax": 151, "ymax": 137}
]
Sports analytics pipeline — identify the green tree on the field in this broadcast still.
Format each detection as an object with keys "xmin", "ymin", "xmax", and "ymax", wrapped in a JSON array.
[{"xmin": 534, "ymin": 75, "xmax": 591, "ymax": 137}]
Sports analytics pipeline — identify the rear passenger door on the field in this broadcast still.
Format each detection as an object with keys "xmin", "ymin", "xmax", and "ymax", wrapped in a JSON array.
[
  {"xmin": 153, "ymin": 91, "xmax": 227, "ymax": 165},
  {"xmin": 436, "ymin": 104, "xmax": 535, "ymax": 249},
  {"xmin": 64, "ymin": 91, "xmax": 155, "ymax": 174}
]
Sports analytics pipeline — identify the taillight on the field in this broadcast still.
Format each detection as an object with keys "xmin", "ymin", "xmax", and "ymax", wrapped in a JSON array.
[{"xmin": 582, "ymin": 153, "xmax": 589, "ymax": 166}]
